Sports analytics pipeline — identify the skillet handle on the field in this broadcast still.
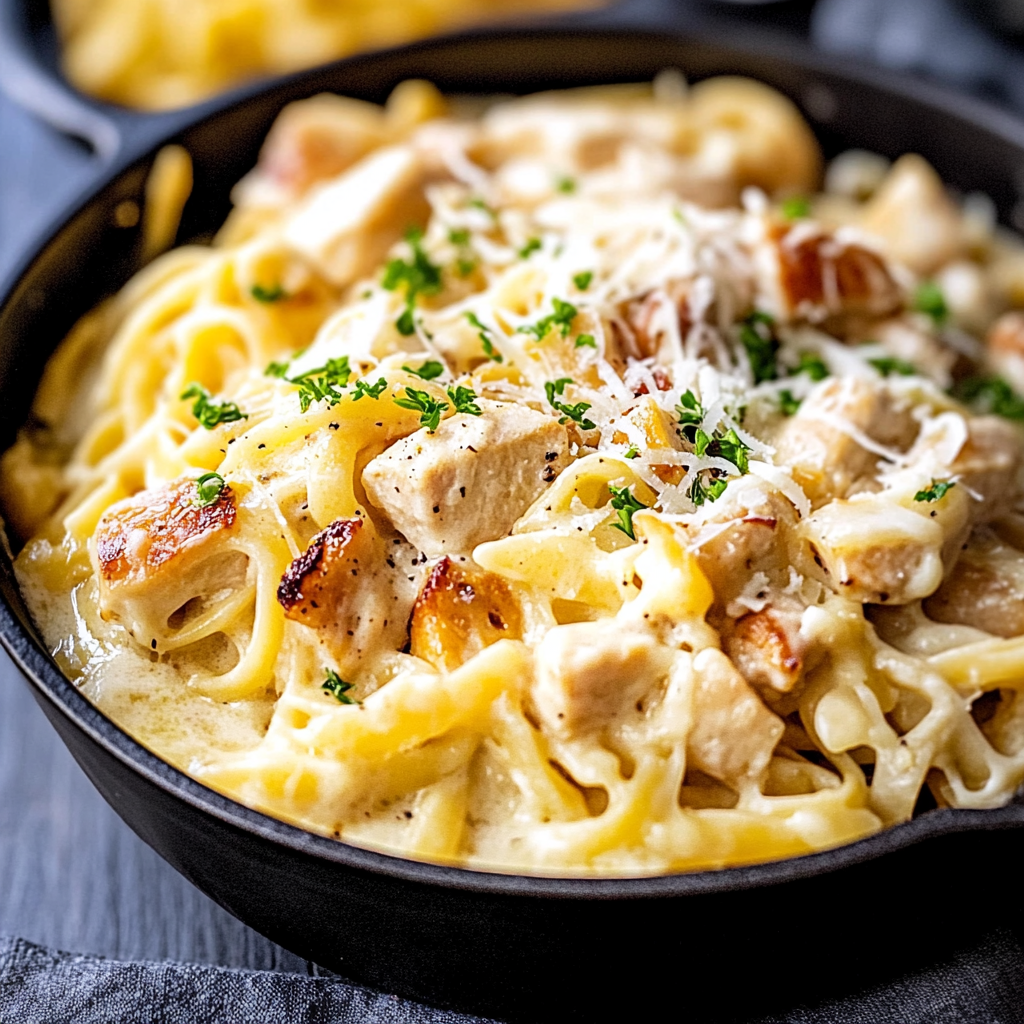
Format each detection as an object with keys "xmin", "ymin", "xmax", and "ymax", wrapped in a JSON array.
[{"xmin": 0, "ymin": 0, "xmax": 180, "ymax": 163}]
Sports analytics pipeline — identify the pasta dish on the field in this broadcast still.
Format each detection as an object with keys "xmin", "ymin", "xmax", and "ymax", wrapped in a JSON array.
[
  {"xmin": 50, "ymin": 0, "xmax": 601, "ymax": 110},
  {"xmin": 7, "ymin": 76, "xmax": 1024, "ymax": 875}
]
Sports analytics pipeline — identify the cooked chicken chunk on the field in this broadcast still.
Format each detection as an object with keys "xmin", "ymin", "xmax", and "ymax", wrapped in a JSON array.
[
  {"xmin": 92, "ymin": 476, "xmax": 241, "ymax": 649},
  {"xmin": 951, "ymin": 416, "xmax": 1024, "ymax": 519},
  {"xmin": 774, "ymin": 378, "xmax": 918, "ymax": 505},
  {"xmin": 362, "ymin": 400, "xmax": 571, "ymax": 556},
  {"xmin": 688, "ymin": 477, "xmax": 799, "ymax": 606},
  {"xmin": 277, "ymin": 516, "xmax": 420, "ymax": 666},
  {"xmin": 532, "ymin": 622, "xmax": 674, "ymax": 737},
  {"xmin": 283, "ymin": 145, "xmax": 432, "ymax": 287},
  {"xmin": 722, "ymin": 599, "xmax": 809, "ymax": 694},
  {"xmin": 258, "ymin": 94, "xmax": 390, "ymax": 196},
  {"xmin": 757, "ymin": 223, "xmax": 902, "ymax": 326},
  {"xmin": 858, "ymin": 154, "xmax": 965, "ymax": 275},
  {"xmin": 410, "ymin": 557, "xmax": 524, "ymax": 672},
  {"xmin": 688, "ymin": 648, "xmax": 784, "ymax": 785},
  {"xmin": 986, "ymin": 311, "xmax": 1024, "ymax": 394},
  {"xmin": 925, "ymin": 529, "xmax": 1024, "ymax": 638}
]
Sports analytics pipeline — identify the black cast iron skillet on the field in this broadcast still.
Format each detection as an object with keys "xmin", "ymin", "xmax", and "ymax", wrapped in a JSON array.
[{"xmin": 2, "ymin": 9, "xmax": 1024, "ymax": 1021}]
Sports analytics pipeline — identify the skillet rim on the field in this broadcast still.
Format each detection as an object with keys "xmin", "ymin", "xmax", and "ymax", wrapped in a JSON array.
[{"xmin": 3, "ymin": 23, "xmax": 1024, "ymax": 901}]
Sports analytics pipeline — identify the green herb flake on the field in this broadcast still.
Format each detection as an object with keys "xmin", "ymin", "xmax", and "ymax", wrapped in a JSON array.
[
  {"xmin": 556, "ymin": 175, "xmax": 577, "ymax": 194},
  {"xmin": 913, "ymin": 281, "xmax": 949, "ymax": 325},
  {"xmin": 544, "ymin": 377, "xmax": 596, "ymax": 430},
  {"xmin": 869, "ymin": 356, "xmax": 917, "ymax": 378},
  {"xmin": 251, "ymin": 283, "xmax": 288, "ymax": 303},
  {"xmin": 265, "ymin": 360, "xmax": 291, "ymax": 378},
  {"xmin": 468, "ymin": 197, "xmax": 495, "ymax": 217},
  {"xmin": 793, "ymin": 351, "xmax": 829, "ymax": 381},
  {"xmin": 322, "ymin": 668, "xmax": 359, "ymax": 705},
  {"xmin": 780, "ymin": 196, "xmax": 811, "ymax": 221},
  {"xmin": 608, "ymin": 484, "xmax": 647, "ymax": 540},
  {"xmin": 402, "ymin": 360, "xmax": 445, "ymax": 381},
  {"xmin": 689, "ymin": 474, "xmax": 728, "ymax": 507},
  {"xmin": 194, "ymin": 471, "xmax": 226, "ymax": 507},
  {"xmin": 915, "ymin": 479, "xmax": 956, "ymax": 503},
  {"xmin": 624, "ymin": 445, "xmax": 640, "ymax": 459},
  {"xmin": 573, "ymin": 271, "xmax": 593, "ymax": 291},
  {"xmin": 777, "ymin": 389, "xmax": 802, "ymax": 416},
  {"xmin": 676, "ymin": 389, "xmax": 705, "ymax": 443},
  {"xmin": 352, "ymin": 378, "xmax": 389, "ymax": 401},
  {"xmin": 382, "ymin": 228, "xmax": 442, "ymax": 336},
  {"xmin": 465, "ymin": 312, "xmax": 503, "ymax": 363},
  {"xmin": 287, "ymin": 356, "xmax": 353, "ymax": 413},
  {"xmin": 180, "ymin": 383, "xmax": 248, "ymax": 429},
  {"xmin": 521, "ymin": 298, "xmax": 578, "ymax": 341},
  {"xmin": 575, "ymin": 333, "xmax": 597, "ymax": 349},
  {"xmin": 518, "ymin": 237, "xmax": 542, "ymax": 260},
  {"xmin": 446, "ymin": 385, "xmax": 482, "ymax": 416},
  {"xmin": 739, "ymin": 311, "xmax": 779, "ymax": 384},
  {"xmin": 952, "ymin": 375, "xmax": 1024, "ymax": 420},
  {"xmin": 691, "ymin": 424, "xmax": 751, "ymax": 474},
  {"xmin": 394, "ymin": 387, "xmax": 449, "ymax": 432}
]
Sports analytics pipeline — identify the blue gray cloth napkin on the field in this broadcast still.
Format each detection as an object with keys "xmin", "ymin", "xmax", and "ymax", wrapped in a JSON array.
[{"xmin": 3, "ymin": 930, "xmax": 1024, "ymax": 1023}]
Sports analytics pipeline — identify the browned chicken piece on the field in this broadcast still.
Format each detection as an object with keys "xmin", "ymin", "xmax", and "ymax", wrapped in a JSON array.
[
  {"xmin": 925, "ymin": 529, "xmax": 1024, "ymax": 638},
  {"xmin": 951, "ymin": 416, "xmax": 1024, "ymax": 520},
  {"xmin": 617, "ymin": 280, "xmax": 692, "ymax": 364},
  {"xmin": 532, "ymin": 622, "xmax": 674, "ymax": 738},
  {"xmin": 759, "ymin": 222, "xmax": 902, "ymax": 326},
  {"xmin": 92, "ymin": 476, "xmax": 240, "ymax": 649},
  {"xmin": 986, "ymin": 311, "xmax": 1024, "ymax": 394},
  {"xmin": 773, "ymin": 377, "xmax": 918, "ymax": 506},
  {"xmin": 277, "ymin": 516, "xmax": 421, "ymax": 667},
  {"xmin": 688, "ymin": 478, "xmax": 800, "ymax": 607},
  {"xmin": 362, "ymin": 400, "xmax": 571, "ymax": 557},
  {"xmin": 721, "ymin": 598, "xmax": 810, "ymax": 694},
  {"xmin": 258, "ymin": 94, "xmax": 390, "ymax": 195},
  {"xmin": 688, "ymin": 648, "xmax": 784, "ymax": 785},
  {"xmin": 410, "ymin": 557, "xmax": 524, "ymax": 672}
]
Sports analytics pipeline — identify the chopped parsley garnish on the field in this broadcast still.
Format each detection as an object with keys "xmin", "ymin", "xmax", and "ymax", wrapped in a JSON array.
[
  {"xmin": 793, "ymin": 351, "xmax": 829, "ymax": 381},
  {"xmin": 913, "ymin": 281, "xmax": 949, "ymax": 325},
  {"xmin": 952, "ymin": 375, "xmax": 1024, "ymax": 420},
  {"xmin": 288, "ymin": 356, "xmax": 353, "ymax": 412},
  {"xmin": 739, "ymin": 311, "xmax": 779, "ymax": 384},
  {"xmin": 689, "ymin": 474, "xmax": 728, "ymax": 507},
  {"xmin": 194, "ymin": 471, "xmax": 226, "ymax": 506},
  {"xmin": 573, "ymin": 271, "xmax": 593, "ymax": 291},
  {"xmin": 322, "ymin": 668, "xmax": 359, "ymax": 705},
  {"xmin": 780, "ymin": 196, "xmax": 811, "ymax": 221},
  {"xmin": 382, "ymin": 228, "xmax": 442, "ymax": 336},
  {"xmin": 869, "ymin": 356, "xmax": 917, "ymax": 377},
  {"xmin": 624, "ymin": 445, "xmax": 640, "ymax": 459},
  {"xmin": 251, "ymin": 283, "xmax": 288, "ymax": 303},
  {"xmin": 518, "ymin": 237, "xmax": 542, "ymax": 260},
  {"xmin": 778, "ymin": 389, "xmax": 802, "ymax": 416},
  {"xmin": 545, "ymin": 377, "xmax": 596, "ymax": 430},
  {"xmin": 468, "ymin": 197, "xmax": 495, "ymax": 217},
  {"xmin": 556, "ymin": 175, "xmax": 577, "ymax": 194},
  {"xmin": 352, "ymin": 378, "xmax": 388, "ymax": 401},
  {"xmin": 915, "ymin": 479, "xmax": 956, "ymax": 503},
  {"xmin": 265, "ymin": 360, "xmax": 290, "ymax": 378},
  {"xmin": 465, "ymin": 312, "xmax": 503, "ymax": 363},
  {"xmin": 448, "ymin": 228, "xmax": 476, "ymax": 277},
  {"xmin": 394, "ymin": 387, "xmax": 448, "ymax": 431},
  {"xmin": 675, "ymin": 389, "xmax": 705, "ymax": 443},
  {"xmin": 402, "ymin": 360, "xmax": 445, "ymax": 381},
  {"xmin": 608, "ymin": 484, "xmax": 647, "ymax": 540},
  {"xmin": 521, "ymin": 298, "xmax": 578, "ymax": 340},
  {"xmin": 693, "ymin": 426, "xmax": 750, "ymax": 474},
  {"xmin": 575, "ymin": 333, "xmax": 597, "ymax": 349},
  {"xmin": 446, "ymin": 385, "xmax": 482, "ymax": 416},
  {"xmin": 180, "ymin": 383, "xmax": 248, "ymax": 429}
]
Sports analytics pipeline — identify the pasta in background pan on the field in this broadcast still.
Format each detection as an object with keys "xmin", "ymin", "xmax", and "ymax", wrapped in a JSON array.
[{"xmin": 6, "ymin": 75, "xmax": 1024, "ymax": 875}]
